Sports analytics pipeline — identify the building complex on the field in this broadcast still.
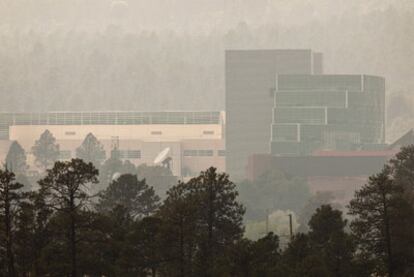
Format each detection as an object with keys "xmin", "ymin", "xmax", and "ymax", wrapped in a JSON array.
[
  {"xmin": 0, "ymin": 111, "xmax": 225, "ymax": 178},
  {"xmin": 0, "ymin": 48, "xmax": 398, "ymax": 205},
  {"xmin": 225, "ymin": 49, "xmax": 323, "ymax": 179},
  {"xmin": 224, "ymin": 49, "xmax": 393, "ymax": 204}
]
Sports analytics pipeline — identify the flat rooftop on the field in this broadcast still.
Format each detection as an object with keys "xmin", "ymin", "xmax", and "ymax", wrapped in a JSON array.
[{"xmin": 0, "ymin": 111, "xmax": 224, "ymax": 139}]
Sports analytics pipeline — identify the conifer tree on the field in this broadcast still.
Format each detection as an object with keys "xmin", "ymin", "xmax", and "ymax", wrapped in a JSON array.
[
  {"xmin": 157, "ymin": 181, "xmax": 199, "ymax": 276},
  {"xmin": 97, "ymin": 173, "xmax": 160, "ymax": 219},
  {"xmin": 5, "ymin": 141, "xmax": 28, "ymax": 175},
  {"xmin": 158, "ymin": 167, "xmax": 245, "ymax": 276},
  {"xmin": 187, "ymin": 167, "xmax": 245, "ymax": 276},
  {"xmin": 308, "ymin": 205, "xmax": 354, "ymax": 277},
  {"xmin": 39, "ymin": 158, "xmax": 98, "ymax": 277},
  {"xmin": 0, "ymin": 168, "xmax": 24, "ymax": 277},
  {"xmin": 349, "ymin": 167, "xmax": 410, "ymax": 277},
  {"xmin": 14, "ymin": 190, "xmax": 53, "ymax": 276},
  {"xmin": 76, "ymin": 133, "xmax": 106, "ymax": 169},
  {"xmin": 31, "ymin": 130, "xmax": 60, "ymax": 170}
]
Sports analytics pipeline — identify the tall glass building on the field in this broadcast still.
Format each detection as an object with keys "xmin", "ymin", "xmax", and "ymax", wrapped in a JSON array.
[
  {"xmin": 225, "ymin": 49, "xmax": 323, "ymax": 179},
  {"xmin": 270, "ymin": 75, "xmax": 385, "ymax": 155}
]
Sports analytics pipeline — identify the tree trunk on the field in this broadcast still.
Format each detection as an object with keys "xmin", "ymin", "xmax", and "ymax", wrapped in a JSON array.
[
  {"xmin": 382, "ymin": 188, "xmax": 393, "ymax": 277},
  {"xmin": 69, "ymin": 195, "xmax": 77, "ymax": 277},
  {"xmin": 206, "ymin": 179, "xmax": 214, "ymax": 277},
  {"xmin": 179, "ymin": 217, "xmax": 185, "ymax": 277},
  {"xmin": 5, "ymin": 185, "xmax": 17, "ymax": 277}
]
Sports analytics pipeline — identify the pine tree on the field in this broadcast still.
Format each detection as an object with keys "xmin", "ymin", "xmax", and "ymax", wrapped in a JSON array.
[
  {"xmin": 5, "ymin": 141, "xmax": 28, "ymax": 175},
  {"xmin": 188, "ymin": 167, "xmax": 245, "ymax": 276},
  {"xmin": 119, "ymin": 216, "xmax": 164, "ymax": 276},
  {"xmin": 14, "ymin": 190, "xmax": 53, "ymax": 277},
  {"xmin": 0, "ymin": 168, "xmax": 24, "ymax": 277},
  {"xmin": 158, "ymin": 167, "xmax": 245, "ymax": 276},
  {"xmin": 390, "ymin": 145, "xmax": 414, "ymax": 206},
  {"xmin": 250, "ymin": 232, "xmax": 281, "ymax": 276},
  {"xmin": 39, "ymin": 158, "xmax": 98, "ymax": 277},
  {"xmin": 5, "ymin": 141, "xmax": 31, "ymax": 189},
  {"xmin": 348, "ymin": 167, "xmax": 412, "ymax": 277},
  {"xmin": 348, "ymin": 147, "xmax": 414, "ymax": 277},
  {"xmin": 308, "ymin": 205, "xmax": 354, "ymax": 277},
  {"xmin": 31, "ymin": 130, "xmax": 60, "ymax": 170},
  {"xmin": 97, "ymin": 173, "xmax": 160, "ymax": 219},
  {"xmin": 76, "ymin": 133, "xmax": 106, "ymax": 169},
  {"xmin": 136, "ymin": 164, "xmax": 177, "ymax": 198}
]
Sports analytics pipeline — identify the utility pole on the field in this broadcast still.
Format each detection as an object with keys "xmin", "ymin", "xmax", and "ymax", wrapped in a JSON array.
[{"xmin": 288, "ymin": 214, "xmax": 293, "ymax": 241}]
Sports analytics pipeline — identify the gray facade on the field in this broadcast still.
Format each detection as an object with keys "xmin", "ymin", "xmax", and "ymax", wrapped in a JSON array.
[
  {"xmin": 271, "ymin": 75, "xmax": 386, "ymax": 155},
  {"xmin": 225, "ymin": 49, "xmax": 323, "ymax": 179}
]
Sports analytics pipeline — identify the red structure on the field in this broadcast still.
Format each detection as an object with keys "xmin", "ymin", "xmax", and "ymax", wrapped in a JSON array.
[{"xmin": 246, "ymin": 150, "xmax": 398, "ymax": 205}]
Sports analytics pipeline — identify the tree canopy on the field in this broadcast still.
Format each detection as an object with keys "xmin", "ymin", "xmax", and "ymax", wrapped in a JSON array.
[
  {"xmin": 349, "ymin": 148, "xmax": 414, "ymax": 277},
  {"xmin": 1, "ymin": 146, "xmax": 414, "ymax": 276},
  {"xmin": 31, "ymin": 130, "xmax": 60, "ymax": 170},
  {"xmin": 0, "ymin": 168, "xmax": 24, "ymax": 276},
  {"xmin": 76, "ymin": 133, "xmax": 106, "ymax": 169},
  {"xmin": 238, "ymin": 169, "xmax": 310, "ymax": 220},
  {"xmin": 97, "ymin": 173, "xmax": 160, "ymax": 220},
  {"xmin": 5, "ymin": 141, "xmax": 28, "ymax": 175},
  {"xmin": 38, "ymin": 158, "xmax": 98, "ymax": 277}
]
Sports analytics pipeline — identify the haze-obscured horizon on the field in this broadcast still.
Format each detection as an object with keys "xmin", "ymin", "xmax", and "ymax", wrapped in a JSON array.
[{"xmin": 1, "ymin": 0, "xmax": 413, "ymax": 141}]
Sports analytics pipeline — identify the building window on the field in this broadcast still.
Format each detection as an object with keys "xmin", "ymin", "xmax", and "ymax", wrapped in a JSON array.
[
  {"xmin": 119, "ymin": 150, "xmax": 141, "ymax": 159},
  {"xmin": 274, "ymin": 107, "xmax": 326, "ymax": 125},
  {"xmin": 183, "ymin": 150, "xmax": 198, "ymax": 157},
  {"xmin": 151, "ymin": 131, "xmax": 162, "ymax": 135},
  {"xmin": 183, "ymin": 149, "xmax": 213, "ymax": 157},
  {"xmin": 203, "ymin": 130, "xmax": 215, "ymax": 135},
  {"xmin": 65, "ymin": 131, "xmax": 76, "ymax": 136},
  {"xmin": 198, "ymin": 150, "xmax": 213, "ymax": 156},
  {"xmin": 218, "ymin": 150, "xmax": 226, "ymax": 156},
  {"xmin": 272, "ymin": 124, "xmax": 299, "ymax": 142}
]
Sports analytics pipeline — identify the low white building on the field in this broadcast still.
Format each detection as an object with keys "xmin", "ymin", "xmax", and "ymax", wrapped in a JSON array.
[{"xmin": 0, "ymin": 111, "xmax": 226, "ymax": 177}]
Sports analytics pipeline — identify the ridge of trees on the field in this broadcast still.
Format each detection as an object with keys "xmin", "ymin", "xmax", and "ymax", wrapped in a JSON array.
[{"xmin": 2, "ymin": 145, "xmax": 414, "ymax": 275}]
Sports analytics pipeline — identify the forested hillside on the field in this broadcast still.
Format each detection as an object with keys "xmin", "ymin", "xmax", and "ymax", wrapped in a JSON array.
[{"xmin": 0, "ymin": 0, "xmax": 413, "ymax": 140}]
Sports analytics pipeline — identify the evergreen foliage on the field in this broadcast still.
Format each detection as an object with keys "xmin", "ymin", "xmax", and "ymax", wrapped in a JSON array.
[
  {"xmin": 0, "ymin": 168, "xmax": 24, "ymax": 276},
  {"xmin": 76, "ymin": 133, "xmax": 106, "ymax": 169},
  {"xmin": 38, "ymin": 158, "xmax": 99, "ymax": 277},
  {"xmin": 31, "ymin": 130, "xmax": 60, "ymax": 170},
  {"xmin": 97, "ymin": 173, "xmax": 160, "ymax": 219},
  {"xmin": 1, "ymin": 146, "xmax": 414, "ymax": 276},
  {"xmin": 349, "ymin": 147, "xmax": 414, "ymax": 277},
  {"xmin": 5, "ymin": 141, "xmax": 28, "ymax": 175}
]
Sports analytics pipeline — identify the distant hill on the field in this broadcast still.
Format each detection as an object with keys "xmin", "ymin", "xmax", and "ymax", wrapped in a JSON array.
[{"xmin": 0, "ymin": 0, "xmax": 413, "ymax": 141}]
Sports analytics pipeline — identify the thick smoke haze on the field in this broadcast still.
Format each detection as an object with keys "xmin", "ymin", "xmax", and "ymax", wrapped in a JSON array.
[
  {"xmin": 0, "ymin": 0, "xmax": 413, "ymax": 141},
  {"xmin": 1, "ymin": 2, "xmax": 414, "ymax": 276}
]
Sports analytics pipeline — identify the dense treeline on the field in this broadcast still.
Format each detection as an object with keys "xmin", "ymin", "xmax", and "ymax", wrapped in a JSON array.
[
  {"xmin": 2, "ymin": 145, "xmax": 414, "ymax": 276},
  {"xmin": 6, "ymin": 130, "xmax": 177, "ymax": 197}
]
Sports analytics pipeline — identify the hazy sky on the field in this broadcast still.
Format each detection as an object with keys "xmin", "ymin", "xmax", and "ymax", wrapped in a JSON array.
[
  {"xmin": 1, "ymin": 0, "xmax": 412, "ymax": 31},
  {"xmin": 0, "ymin": 0, "xmax": 413, "ymax": 141}
]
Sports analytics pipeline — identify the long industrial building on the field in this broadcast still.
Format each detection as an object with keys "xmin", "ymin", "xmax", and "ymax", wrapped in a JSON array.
[{"xmin": 0, "ymin": 111, "xmax": 225, "ymax": 178}]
